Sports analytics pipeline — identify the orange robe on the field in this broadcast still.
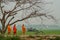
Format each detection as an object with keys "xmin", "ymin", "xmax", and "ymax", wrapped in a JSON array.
[
  {"xmin": 7, "ymin": 24, "xmax": 11, "ymax": 34},
  {"xmin": 13, "ymin": 24, "xmax": 17, "ymax": 35},
  {"xmin": 22, "ymin": 24, "xmax": 26, "ymax": 35}
]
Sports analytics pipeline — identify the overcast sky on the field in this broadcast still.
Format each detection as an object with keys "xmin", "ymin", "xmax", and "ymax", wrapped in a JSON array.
[{"xmin": 0, "ymin": 0, "xmax": 60, "ymax": 25}]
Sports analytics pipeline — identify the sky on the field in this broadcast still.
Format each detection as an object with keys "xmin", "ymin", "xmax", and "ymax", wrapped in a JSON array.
[{"xmin": 0, "ymin": 0, "xmax": 60, "ymax": 26}]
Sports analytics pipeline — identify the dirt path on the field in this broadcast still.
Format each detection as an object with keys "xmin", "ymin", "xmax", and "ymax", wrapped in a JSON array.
[
  {"xmin": 1, "ymin": 35, "xmax": 60, "ymax": 40},
  {"xmin": 19, "ymin": 35, "xmax": 60, "ymax": 40}
]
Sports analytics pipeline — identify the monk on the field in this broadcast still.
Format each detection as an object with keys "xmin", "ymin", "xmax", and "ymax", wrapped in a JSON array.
[
  {"xmin": 7, "ymin": 24, "xmax": 11, "ymax": 35},
  {"xmin": 22, "ymin": 24, "xmax": 26, "ymax": 35},
  {"xmin": 13, "ymin": 24, "xmax": 17, "ymax": 35}
]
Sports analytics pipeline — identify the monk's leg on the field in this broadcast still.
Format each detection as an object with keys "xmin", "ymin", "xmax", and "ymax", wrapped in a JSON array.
[
  {"xmin": 8, "ymin": 32, "xmax": 10, "ymax": 35},
  {"xmin": 22, "ymin": 32, "xmax": 26, "ymax": 35}
]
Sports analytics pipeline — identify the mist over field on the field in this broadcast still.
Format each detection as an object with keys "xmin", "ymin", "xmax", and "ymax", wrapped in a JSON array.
[{"xmin": 15, "ymin": 24, "xmax": 60, "ymax": 30}]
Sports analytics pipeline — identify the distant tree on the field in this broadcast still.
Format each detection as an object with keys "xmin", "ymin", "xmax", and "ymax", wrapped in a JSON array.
[{"xmin": 0, "ymin": 0, "xmax": 56, "ymax": 34}]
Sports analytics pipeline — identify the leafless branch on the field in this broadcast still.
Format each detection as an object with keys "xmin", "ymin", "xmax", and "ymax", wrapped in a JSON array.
[
  {"xmin": 10, "ymin": 12, "xmax": 56, "ymax": 25},
  {"xmin": 12, "ymin": 1, "xmax": 42, "ymax": 13},
  {"xmin": 47, "ymin": 15, "xmax": 56, "ymax": 21},
  {"xmin": 0, "ymin": 28, "xmax": 1, "ymax": 31},
  {"xmin": 5, "ymin": 1, "xmax": 41, "ymax": 21},
  {"xmin": 0, "ymin": 18, "xmax": 1, "ymax": 21},
  {"xmin": 5, "ymin": 16, "xmax": 14, "ymax": 32},
  {"xmin": 8, "ymin": 16, "xmax": 14, "ymax": 24},
  {"xmin": 6, "ymin": 16, "xmax": 14, "ymax": 27},
  {"xmin": 9, "ymin": 11, "xmax": 47, "ymax": 25},
  {"xmin": 0, "ymin": 3, "xmax": 4, "ymax": 14},
  {"xmin": 5, "ymin": 13, "xmax": 10, "ymax": 20}
]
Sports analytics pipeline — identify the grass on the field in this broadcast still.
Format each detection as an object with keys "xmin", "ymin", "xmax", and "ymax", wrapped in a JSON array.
[
  {"xmin": 0, "ymin": 30, "xmax": 60, "ymax": 40},
  {"xmin": 5, "ymin": 30, "xmax": 60, "ymax": 35},
  {"xmin": 0, "ymin": 35, "xmax": 21, "ymax": 40},
  {"xmin": 42, "ymin": 30, "xmax": 60, "ymax": 35}
]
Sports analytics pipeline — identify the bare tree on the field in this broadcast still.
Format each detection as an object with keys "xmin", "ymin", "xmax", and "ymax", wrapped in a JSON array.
[{"xmin": 0, "ymin": 0, "xmax": 56, "ymax": 34}]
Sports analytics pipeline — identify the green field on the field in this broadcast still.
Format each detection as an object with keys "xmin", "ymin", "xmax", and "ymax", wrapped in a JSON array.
[
  {"xmin": 42, "ymin": 30, "xmax": 60, "ymax": 35},
  {"xmin": 5, "ymin": 30, "xmax": 60, "ymax": 35}
]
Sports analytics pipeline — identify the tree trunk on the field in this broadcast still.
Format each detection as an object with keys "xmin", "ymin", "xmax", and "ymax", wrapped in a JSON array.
[
  {"xmin": 1, "ymin": 19, "xmax": 6, "ymax": 34},
  {"xmin": 1, "ymin": 25, "xmax": 5, "ymax": 34},
  {"xmin": 0, "ymin": 13, "xmax": 6, "ymax": 34}
]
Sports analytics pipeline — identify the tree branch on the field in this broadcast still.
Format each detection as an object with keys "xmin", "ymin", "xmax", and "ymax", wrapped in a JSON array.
[
  {"xmin": 47, "ymin": 15, "xmax": 56, "ymax": 21},
  {"xmin": 4, "ymin": 16, "xmax": 14, "ymax": 32},
  {"xmin": 8, "ymin": 16, "xmax": 14, "ymax": 24},
  {"xmin": 12, "ymin": 1, "xmax": 42, "ymax": 13},
  {"xmin": 0, "ymin": 28, "xmax": 2, "ymax": 33},
  {"xmin": 5, "ymin": 16, "xmax": 14, "ymax": 28},
  {"xmin": 10, "ymin": 12, "xmax": 35, "ymax": 25},
  {"xmin": 0, "ymin": 2, "xmax": 4, "ymax": 14},
  {"xmin": 10, "ymin": 15, "xmax": 31, "ymax": 25},
  {"xmin": 9, "ymin": 11, "xmax": 46, "ymax": 25},
  {"xmin": 5, "ymin": 13, "xmax": 10, "ymax": 21},
  {"xmin": 0, "ymin": 19, "xmax": 1, "ymax": 21},
  {"xmin": 10, "ymin": 12, "xmax": 56, "ymax": 25},
  {"xmin": 5, "ymin": 1, "xmax": 42, "ymax": 21}
]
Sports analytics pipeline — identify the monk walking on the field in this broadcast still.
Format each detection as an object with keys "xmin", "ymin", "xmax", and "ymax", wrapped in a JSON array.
[
  {"xmin": 7, "ymin": 24, "xmax": 11, "ymax": 35},
  {"xmin": 22, "ymin": 24, "xmax": 26, "ymax": 35},
  {"xmin": 13, "ymin": 24, "xmax": 17, "ymax": 35}
]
